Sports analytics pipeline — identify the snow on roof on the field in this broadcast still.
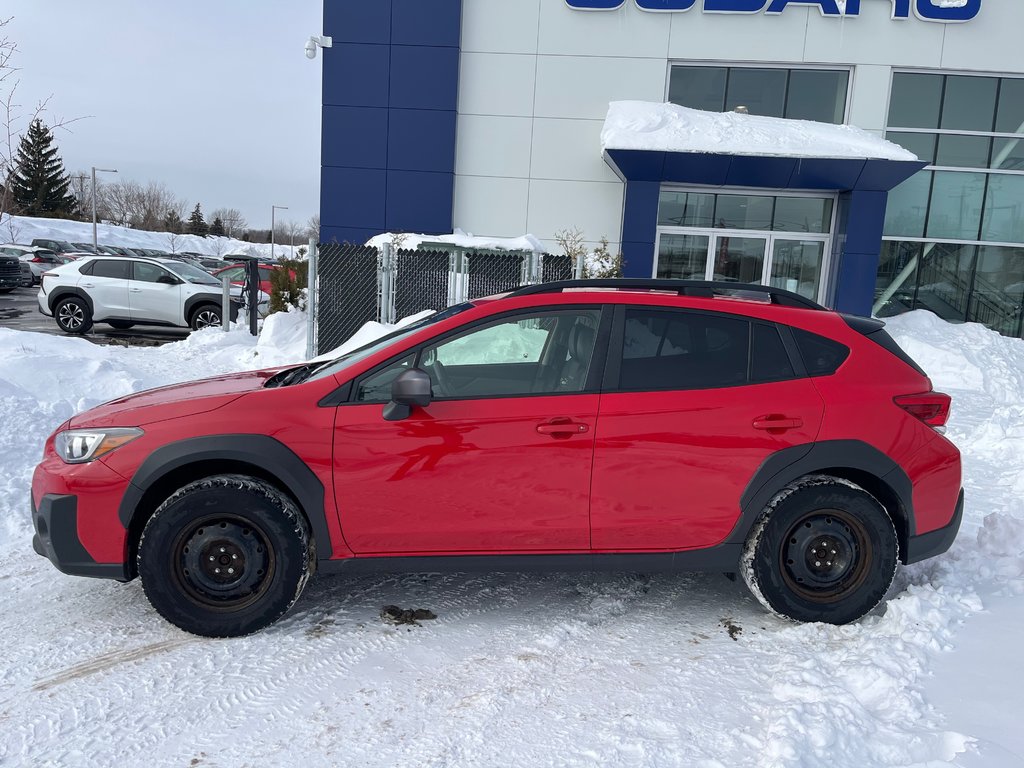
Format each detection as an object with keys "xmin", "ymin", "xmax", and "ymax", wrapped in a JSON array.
[
  {"xmin": 600, "ymin": 101, "xmax": 918, "ymax": 162},
  {"xmin": 365, "ymin": 228, "xmax": 544, "ymax": 253}
]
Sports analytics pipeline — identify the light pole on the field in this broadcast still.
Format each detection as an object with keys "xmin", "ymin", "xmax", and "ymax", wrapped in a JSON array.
[
  {"xmin": 91, "ymin": 167, "xmax": 117, "ymax": 248},
  {"xmin": 271, "ymin": 205, "xmax": 288, "ymax": 260}
]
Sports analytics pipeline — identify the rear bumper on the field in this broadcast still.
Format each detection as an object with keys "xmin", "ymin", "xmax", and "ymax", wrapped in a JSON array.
[
  {"xmin": 904, "ymin": 488, "xmax": 964, "ymax": 565},
  {"xmin": 31, "ymin": 493, "xmax": 129, "ymax": 581}
]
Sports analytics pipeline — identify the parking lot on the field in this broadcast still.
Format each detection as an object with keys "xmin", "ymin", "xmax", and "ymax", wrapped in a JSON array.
[{"xmin": 0, "ymin": 287, "xmax": 190, "ymax": 345}]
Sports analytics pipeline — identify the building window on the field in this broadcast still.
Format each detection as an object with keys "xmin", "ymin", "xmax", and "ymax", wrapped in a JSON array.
[
  {"xmin": 668, "ymin": 66, "xmax": 849, "ymax": 124},
  {"xmin": 878, "ymin": 72, "xmax": 1024, "ymax": 339}
]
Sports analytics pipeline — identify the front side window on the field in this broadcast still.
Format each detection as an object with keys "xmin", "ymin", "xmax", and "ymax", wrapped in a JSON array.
[
  {"xmin": 356, "ymin": 354, "xmax": 416, "ymax": 403},
  {"xmin": 421, "ymin": 309, "xmax": 602, "ymax": 399},
  {"xmin": 132, "ymin": 262, "xmax": 172, "ymax": 283}
]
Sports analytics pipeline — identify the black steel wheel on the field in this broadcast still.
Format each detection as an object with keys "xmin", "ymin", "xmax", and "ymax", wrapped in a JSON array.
[
  {"xmin": 742, "ymin": 477, "xmax": 898, "ymax": 625},
  {"xmin": 55, "ymin": 296, "xmax": 93, "ymax": 334},
  {"xmin": 138, "ymin": 475, "xmax": 313, "ymax": 637},
  {"xmin": 190, "ymin": 304, "xmax": 222, "ymax": 331}
]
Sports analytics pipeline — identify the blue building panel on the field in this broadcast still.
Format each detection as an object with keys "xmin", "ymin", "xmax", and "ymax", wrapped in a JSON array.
[
  {"xmin": 323, "ymin": 0, "xmax": 392, "ymax": 45},
  {"xmin": 322, "ymin": 106, "xmax": 389, "ymax": 170},
  {"xmin": 321, "ymin": 167, "xmax": 387, "ymax": 230},
  {"xmin": 391, "ymin": 0, "xmax": 463, "ymax": 47},
  {"xmin": 724, "ymin": 156, "xmax": 798, "ymax": 188},
  {"xmin": 389, "ymin": 45, "xmax": 461, "ymax": 111},
  {"xmin": 322, "ymin": 43, "xmax": 390, "ymax": 108},
  {"xmin": 385, "ymin": 170, "xmax": 455, "ymax": 234},
  {"xmin": 387, "ymin": 108, "xmax": 458, "ymax": 173}
]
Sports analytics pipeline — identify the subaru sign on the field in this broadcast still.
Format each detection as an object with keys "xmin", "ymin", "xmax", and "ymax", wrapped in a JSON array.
[{"xmin": 565, "ymin": 0, "xmax": 981, "ymax": 22}]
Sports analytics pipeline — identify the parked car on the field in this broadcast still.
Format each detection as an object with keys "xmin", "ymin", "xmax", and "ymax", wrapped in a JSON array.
[
  {"xmin": 30, "ymin": 279, "xmax": 963, "ymax": 638},
  {"xmin": 0, "ymin": 249, "xmax": 22, "ymax": 293},
  {"xmin": 71, "ymin": 243, "xmax": 103, "ymax": 255},
  {"xmin": 99, "ymin": 245, "xmax": 144, "ymax": 258},
  {"xmin": 1, "ymin": 244, "xmax": 62, "ymax": 284},
  {"xmin": 212, "ymin": 262, "xmax": 292, "ymax": 295},
  {"xmin": 30, "ymin": 239, "xmax": 94, "ymax": 258},
  {"xmin": 37, "ymin": 255, "xmax": 251, "ymax": 333}
]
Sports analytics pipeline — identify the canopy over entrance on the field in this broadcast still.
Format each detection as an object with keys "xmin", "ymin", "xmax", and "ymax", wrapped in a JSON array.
[{"xmin": 601, "ymin": 102, "xmax": 927, "ymax": 315}]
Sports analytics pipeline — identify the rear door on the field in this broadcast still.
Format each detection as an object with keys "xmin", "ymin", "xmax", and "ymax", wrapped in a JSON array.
[
  {"xmin": 590, "ymin": 306, "xmax": 825, "ymax": 551},
  {"xmin": 128, "ymin": 261, "xmax": 184, "ymax": 324},
  {"xmin": 80, "ymin": 259, "xmax": 131, "ymax": 318}
]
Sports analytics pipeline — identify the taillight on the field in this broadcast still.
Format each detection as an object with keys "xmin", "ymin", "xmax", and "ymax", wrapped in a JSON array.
[
  {"xmin": 895, "ymin": 392, "xmax": 951, "ymax": 428},
  {"xmin": 30, "ymin": 256, "xmax": 44, "ymax": 263}
]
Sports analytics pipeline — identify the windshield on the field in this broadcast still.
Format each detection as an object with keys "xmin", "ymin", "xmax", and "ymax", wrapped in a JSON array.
[
  {"xmin": 305, "ymin": 303, "xmax": 474, "ymax": 384},
  {"xmin": 164, "ymin": 260, "xmax": 219, "ymax": 285}
]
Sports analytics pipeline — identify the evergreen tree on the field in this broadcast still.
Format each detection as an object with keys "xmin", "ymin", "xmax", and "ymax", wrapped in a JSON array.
[
  {"xmin": 164, "ymin": 210, "xmax": 184, "ymax": 234},
  {"xmin": 7, "ymin": 120, "xmax": 78, "ymax": 218},
  {"xmin": 209, "ymin": 217, "xmax": 225, "ymax": 237},
  {"xmin": 186, "ymin": 203, "xmax": 208, "ymax": 236}
]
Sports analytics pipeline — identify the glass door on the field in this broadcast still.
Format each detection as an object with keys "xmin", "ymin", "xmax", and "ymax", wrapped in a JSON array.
[
  {"xmin": 769, "ymin": 239, "xmax": 826, "ymax": 301},
  {"xmin": 710, "ymin": 234, "xmax": 768, "ymax": 284},
  {"xmin": 656, "ymin": 233, "xmax": 711, "ymax": 279}
]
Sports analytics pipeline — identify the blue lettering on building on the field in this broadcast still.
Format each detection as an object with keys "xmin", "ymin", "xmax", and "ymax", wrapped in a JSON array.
[{"xmin": 565, "ymin": 0, "xmax": 981, "ymax": 22}]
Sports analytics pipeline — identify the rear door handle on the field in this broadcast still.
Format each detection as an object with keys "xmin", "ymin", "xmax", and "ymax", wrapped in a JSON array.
[
  {"xmin": 80, "ymin": 283, "xmax": 94, "ymax": 288},
  {"xmin": 536, "ymin": 419, "xmax": 590, "ymax": 437},
  {"xmin": 129, "ymin": 288, "xmax": 142, "ymax": 293},
  {"xmin": 753, "ymin": 415, "xmax": 803, "ymax": 431}
]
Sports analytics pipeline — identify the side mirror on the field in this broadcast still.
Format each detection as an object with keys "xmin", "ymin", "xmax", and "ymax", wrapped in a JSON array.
[
  {"xmin": 157, "ymin": 274, "xmax": 180, "ymax": 285},
  {"xmin": 383, "ymin": 368, "xmax": 432, "ymax": 421}
]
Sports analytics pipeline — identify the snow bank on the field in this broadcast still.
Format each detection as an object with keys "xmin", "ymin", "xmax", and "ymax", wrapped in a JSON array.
[
  {"xmin": 0, "ymin": 213, "xmax": 302, "ymax": 260},
  {"xmin": 601, "ymin": 101, "xmax": 918, "ymax": 161},
  {"xmin": 365, "ymin": 227, "xmax": 544, "ymax": 253}
]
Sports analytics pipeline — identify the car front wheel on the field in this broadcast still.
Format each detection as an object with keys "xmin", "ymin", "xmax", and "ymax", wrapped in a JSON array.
[
  {"xmin": 137, "ymin": 475, "xmax": 314, "ymax": 637},
  {"xmin": 741, "ymin": 476, "xmax": 898, "ymax": 625},
  {"xmin": 189, "ymin": 304, "xmax": 222, "ymax": 330},
  {"xmin": 54, "ymin": 296, "xmax": 93, "ymax": 334}
]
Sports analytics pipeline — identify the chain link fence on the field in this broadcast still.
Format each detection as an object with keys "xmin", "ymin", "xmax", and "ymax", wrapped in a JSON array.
[{"xmin": 316, "ymin": 243, "xmax": 579, "ymax": 355}]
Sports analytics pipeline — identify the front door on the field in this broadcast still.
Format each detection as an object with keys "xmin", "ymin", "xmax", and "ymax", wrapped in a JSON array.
[
  {"xmin": 128, "ymin": 261, "xmax": 184, "ymax": 324},
  {"xmin": 331, "ymin": 307, "xmax": 606, "ymax": 554}
]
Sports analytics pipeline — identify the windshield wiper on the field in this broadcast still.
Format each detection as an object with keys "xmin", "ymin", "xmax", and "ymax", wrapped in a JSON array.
[{"xmin": 265, "ymin": 363, "xmax": 317, "ymax": 388}]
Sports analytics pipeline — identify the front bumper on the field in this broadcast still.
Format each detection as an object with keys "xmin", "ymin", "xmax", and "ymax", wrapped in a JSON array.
[
  {"xmin": 31, "ymin": 493, "xmax": 129, "ymax": 581},
  {"xmin": 904, "ymin": 488, "xmax": 964, "ymax": 565}
]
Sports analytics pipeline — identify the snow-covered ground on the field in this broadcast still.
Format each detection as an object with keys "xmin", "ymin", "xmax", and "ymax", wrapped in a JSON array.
[
  {"xmin": 0, "ymin": 213, "xmax": 303, "ymax": 260},
  {"xmin": 0, "ymin": 310, "xmax": 1021, "ymax": 767}
]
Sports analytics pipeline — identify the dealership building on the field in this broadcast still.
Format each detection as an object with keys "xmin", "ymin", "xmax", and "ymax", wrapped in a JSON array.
[{"xmin": 319, "ymin": 0, "xmax": 1024, "ymax": 337}]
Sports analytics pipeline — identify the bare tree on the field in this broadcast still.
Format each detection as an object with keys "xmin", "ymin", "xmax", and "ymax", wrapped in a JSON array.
[
  {"xmin": 306, "ymin": 214, "xmax": 320, "ymax": 242},
  {"xmin": 98, "ymin": 178, "xmax": 184, "ymax": 230},
  {"xmin": 167, "ymin": 231, "xmax": 180, "ymax": 254},
  {"xmin": 212, "ymin": 207, "xmax": 247, "ymax": 238}
]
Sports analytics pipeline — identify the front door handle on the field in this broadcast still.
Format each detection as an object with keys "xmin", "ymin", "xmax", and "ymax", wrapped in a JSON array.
[
  {"xmin": 129, "ymin": 288, "xmax": 142, "ymax": 293},
  {"xmin": 536, "ymin": 419, "xmax": 589, "ymax": 437},
  {"xmin": 753, "ymin": 415, "xmax": 803, "ymax": 431},
  {"xmin": 80, "ymin": 283, "xmax": 94, "ymax": 288}
]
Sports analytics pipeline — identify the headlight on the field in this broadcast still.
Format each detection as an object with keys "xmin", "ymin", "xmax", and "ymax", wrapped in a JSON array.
[{"xmin": 54, "ymin": 428, "xmax": 144, "ymax": 464}]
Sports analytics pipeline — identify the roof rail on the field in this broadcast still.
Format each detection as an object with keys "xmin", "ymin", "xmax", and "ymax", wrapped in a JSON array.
[{"xmin": 508, "ymin": 279, "xmax": 826, "ymax": 310}]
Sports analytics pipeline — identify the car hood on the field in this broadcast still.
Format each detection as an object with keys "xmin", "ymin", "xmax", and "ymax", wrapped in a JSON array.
[{"xmin": 70, "ymin": 369, "xmax": 277, "ymax": 428}]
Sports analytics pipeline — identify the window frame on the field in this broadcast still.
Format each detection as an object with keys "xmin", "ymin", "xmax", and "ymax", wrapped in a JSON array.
[
  {"xmin": 338, "ymin": 305, "xmax": 614, "ymax": 406},
  {"xmin": 89, "ymin": 259, "xmax": 131, "ymax": 280},
  {"xmin": 130, "ymin": 261, "xmax": 176, "ymax": 284}
]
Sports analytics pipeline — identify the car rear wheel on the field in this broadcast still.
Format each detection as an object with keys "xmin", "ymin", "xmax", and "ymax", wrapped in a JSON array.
[
  {"xmin": 137, "ymin": 475, "xmax": 314, "ymax": 637},
  {"xmin": 54, "ymin": 296, "xmax": 93, "ymax": 334},
  {"xmin": 189, "ymin": 304, "xmax": 222, "ymax": 330},
  {"xmin": 741, "ymin": 476, "xmax": 898, "ymax": 625}
]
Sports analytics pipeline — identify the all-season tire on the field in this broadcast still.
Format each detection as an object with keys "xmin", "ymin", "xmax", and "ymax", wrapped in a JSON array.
[
  {"xmin": 54, "ymin": 296, "xmax": 93, "ymax": 334},
  {"xmin": 189, "ymin": 304, "xmax": 222, "ymax": 331},
  {"xmin": 741, "ymin": 476, "xmax": 898, "ymax": 625},
  {"xmin": 137, "ymin": 475, "xmax": 314, "ymax": 637},
  {"xmin": 108, "ymin": 320, "xmax": 134, "ymax": 330}
]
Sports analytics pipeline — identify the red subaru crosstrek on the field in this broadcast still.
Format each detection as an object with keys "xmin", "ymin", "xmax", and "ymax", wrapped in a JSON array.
[{"xmin": 31, "ymin": 280, "xmax": 962, "ymax": 637}]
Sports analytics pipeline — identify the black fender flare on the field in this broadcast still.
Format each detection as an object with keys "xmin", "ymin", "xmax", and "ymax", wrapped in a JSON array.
[
  {"xmin": 118, "ymin": 434, "xmax": 331, "ymax": 558},
  {"xmin": 49, "ymin": 288, "xmax": 95, "ymax": 315},
  {"xmin": 185, "ymin": 293, "xmax": 239, "ymax": 323},
  {"xmin": 731, "ymin": 439, "xmax": 915, "ymax": 545}
]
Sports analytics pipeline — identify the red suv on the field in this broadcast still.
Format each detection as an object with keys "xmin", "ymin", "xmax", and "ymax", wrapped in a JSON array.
[{"xmin": 31, "ymin": 280, "xmax": 962, "ymax": 637}]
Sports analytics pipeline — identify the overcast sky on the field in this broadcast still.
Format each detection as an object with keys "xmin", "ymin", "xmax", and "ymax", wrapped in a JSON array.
[{"xmin": 6, "ymin": 1, "xmax": 323, "ymax": 231}]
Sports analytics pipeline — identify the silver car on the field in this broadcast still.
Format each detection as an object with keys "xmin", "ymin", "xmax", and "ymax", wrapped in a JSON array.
[{"xmin": 0, "ymin": 244, "xmax": 62, "ymax": 285}]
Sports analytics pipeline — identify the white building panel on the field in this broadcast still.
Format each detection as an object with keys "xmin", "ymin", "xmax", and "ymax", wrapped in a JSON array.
[
  {"xmin": 530, "ymin": 118, "xmax": 619, "ymax": 183},
  {"xmin": 461, "ymin": 0, "xmax": 541, "ymax": 55},
  {"xmin": 533, "ymin": 55, "xmax": 667, "ymax": 120},
  {"xmin": 666, "ymin": 7, "xmax": 810, "ymax": 63},
  {"xmin": 455, "ymin": 115, "xmax": 533, "ymax": 179},
  {"xmin": 453, "ymin": 176, "xmax": 531, "ymax": 238},
  {"xmin": 458, "ymin": 52, "xmax": 537, "ymax": 118},
  {"xmin": 537, "ymin": 2, "xmax": 671, "ymax": 59}
]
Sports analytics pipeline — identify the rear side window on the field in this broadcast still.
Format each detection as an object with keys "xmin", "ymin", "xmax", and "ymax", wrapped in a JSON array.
[
  {"xmin": 91, "ymin": 260, "xmax": 130, "ymax": 279},
  {"xmin": 619, "ymin": 309, "xmax": 749, "ymax": 390},
  {"xmin": 79, "ymin": 261, "xmax": 95, "ymax": 275},
  {"xmin": 751, "ymin": 324, "xmax": 795, "ymax": 383},
  {"xmin": 792, "ymin": 328, "xmax": 850, "ymax": 376}
]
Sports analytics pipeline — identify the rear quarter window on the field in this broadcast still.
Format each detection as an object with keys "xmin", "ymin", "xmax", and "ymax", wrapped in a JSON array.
[{"xmin": 792, "ymin": 328, "xmax": 850, "ymax": 376}]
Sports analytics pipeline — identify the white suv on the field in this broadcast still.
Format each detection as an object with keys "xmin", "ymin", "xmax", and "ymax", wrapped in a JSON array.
[{"xmin": 38, "ymin": 256, "xmax": 251, "ymax": 334}]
